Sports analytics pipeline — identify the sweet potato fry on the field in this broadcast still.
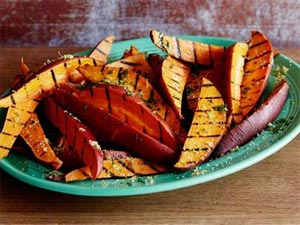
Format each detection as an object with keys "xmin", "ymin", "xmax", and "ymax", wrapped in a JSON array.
[
  {"xmin": 240, "ymin": 31, "xmax": 274, "ymax": 118},
  {"xmin": 174, "ymin": 77, "xmax": 227, "ymax": 171},
  {"xmin": 89, "ymin": 35, "xmax": 115, "ymax": 63}
]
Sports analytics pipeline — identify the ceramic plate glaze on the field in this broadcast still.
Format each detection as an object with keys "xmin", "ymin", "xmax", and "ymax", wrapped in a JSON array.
[{"xmin": 0, "ymin": 36, "xmax": 299, "ymax": 196}]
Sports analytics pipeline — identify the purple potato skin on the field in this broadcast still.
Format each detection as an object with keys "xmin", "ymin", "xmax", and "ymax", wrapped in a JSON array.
[{"xmin": 213, "ymin": 80, "xmax": 289, "ymax": 157}]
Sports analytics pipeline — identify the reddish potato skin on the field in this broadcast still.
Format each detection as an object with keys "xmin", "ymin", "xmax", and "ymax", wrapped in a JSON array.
[
  {"xmin": 53, "ymin": 88, "xmax": 178, "ymax": 166},
  {"xmin": 213, "ymin": 80, "xmax": 289, "ymax": 157},
  {"xmin": 72, "ymin": 84, "xmax": 178, "ymax": 151},
  {"xmin": 44, "ymin": 97, "xmax": 104, "ymax": 179}
]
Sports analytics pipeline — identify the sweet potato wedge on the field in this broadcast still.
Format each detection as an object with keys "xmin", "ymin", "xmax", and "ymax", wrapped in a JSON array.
[
  {"xmin": 240, "ymin": 31, "xmax": 274, "ymax": 118},
  {"xmin": 63, "ymin": 84, "xmax": 177, "ymax": 150},
  {"xmin": 224, "ymin": 42, "xmax": 249, "ymax": 124},
  {"xmin": 0, "ymin": 57, "xmax": 101, "ymax": 108},
  {"xmin": 77, "ymin": 65, "xmax": 182, "ymax": 136},
  {"xmin": 174, "ymin": 77, "xmax": 227, "ymax": 171},
  {"xmin": 20, "ymin": 113, "xmax": 63, "ymax": 170},
  {"xmin": 88, "ymin": 35, "xmax": 115, "ymax": 63},
  {"xmin": 107, "ymin": 52, "xmax": 156, "ymax": 83},
  {"xmin": 44, "ymin": 97, "xmax": 103, "ymax": 179},
  {"xmin": 213, "ymin": 79, "xmax": 289, "ymax": 156},
  {"xmin": 65, "ymin": 150, "xmax": 166, "ymax": 182},
  {"xmin": 0, "ymin": 99, "xmax": 41, "ymax": 158},
  {"xmin": 53, "ymin": 88, "xmax": 178, "ymax": 166},
  {"xmin": 150, "ymin": 29, "xmax": 225, "ymax": 66},
  {"xmin": 161, "ymin": 56, "xmax": 190, "ymax": 119}
]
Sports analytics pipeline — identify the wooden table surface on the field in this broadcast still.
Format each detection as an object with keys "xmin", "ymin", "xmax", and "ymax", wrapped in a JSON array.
[{"xmin": 0, "ymin": 47, "xmax": 299, "ymax": 225}]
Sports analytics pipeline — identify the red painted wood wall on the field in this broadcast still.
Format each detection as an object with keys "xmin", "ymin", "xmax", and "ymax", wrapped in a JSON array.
[{"xmin": 0, "ymin": 0, "xmax": 299, "ymax": 48}]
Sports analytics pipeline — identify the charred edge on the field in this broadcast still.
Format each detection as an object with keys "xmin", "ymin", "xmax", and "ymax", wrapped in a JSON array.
[
  {"xmin": 252, "ymin": 75, "xmax": 268, "ymax": 83},
  {"xmin": 105, "ymin": 86, "xmax": 112, "ymax": 113},
  {"xmin": 245, "ymin": 50, "xmax": 272, "ymax": 62},
  {"xmin": 164, "ymin": 106, "xmax": 169, "ymax": 121},
  {"xmin": 170, "ymin": 78, "xmax": 181, "ymax": 85},
  {"xmin": 120, "ymin": 60, "xmax": 142, "ymax": 67},
  {"xmin": 167, "ymin": 84, "xmax": 178, "ymax": 92},
  {"xmin": 158, "ymin": 32, "xmax": 164, "ymax": 48},
  {"xmin": 109, "ymin": 159, "xmax": 127, "ymax": 177},
  {"xmin": 232, "ymin": 97, "xmax": 240, "ymax": 101},
  {"xmin": 0, "ymin": 145, "xmax": 10, "ymax": 150},
  {"xmin": 192, "ymin": 120, "xmax": 226, "ymax": 125},
  {"xmin": 102, "ymin": 167, "xmax": 113, "ymax": 177},
  {"xmin": 6, "ymin": 118, "xmax": 26, "ymax": 126},
  {"xmin": 244, "ymin": 62, "xmax": 271, "ymax": 73},
  {"xmin": 248, "ymin": 40, "xmax": 268, "ymax": 50},
  {"xmin": 117, "ymin": 159, "xmax": 136, "ymax": 174},
  {"xmin": 103, "ymin": 38, "xmax": 111, "ymax": 43},
  {"xmin": 78, "ymin": 58, "xmax": 82, "ymax": 65},
  {"xmin": 64, "ymin": 62, "xmax": 67, "ymax": 68},
  {"xmin": 171, "ymin": 95, "xmax": 181, "ymax": 101},
  {"xmin": 10, "ymin": 94, "xmax": 16, "ymax": 105},
  {"xmin": 200, "ymin": 96, "xmax": 222, "ymax": 100},
  {"xmin": 183, "ymin": 147, "xmax": 212, "ymax": 153},
  {"xmin": 133, "ymin": 73, "xmax": 140, "ymax": 91},
  {"xmin": 175, "ymin": 37, "xmax": 181, "ymax": 59},
  {"xmin": 187, "ymin": 134, "xmax": 222, "ymax": 138},
  {"xmin": 1, "ymin": 132, "xmax": 18, "ymax": 138},
  {"xmin": 117, "ymin": 68, "xmax": 123, "ymax": 84},
  {"xmin": 95, "ymin": 47, "xmax": 107, "ymax": 56},
  {"xmin": 93, "ymin": 58, "xmax": 97, "ymax": 66},
  {"xmin": 201, "ymin": 83, "xmax": 213, "ymax": 87},
  {"xmin": 192, "ymin": 41, "xmax": 198, "ymax": 64},
  {"xmin": 50, "ymin": 69, "xmax": 58, "ymax": 88}
]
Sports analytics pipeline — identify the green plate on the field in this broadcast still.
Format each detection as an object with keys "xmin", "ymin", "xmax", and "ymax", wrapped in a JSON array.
[{"xmin": 0, "ymin": 36, "xmax": 299, "ymax": 196}]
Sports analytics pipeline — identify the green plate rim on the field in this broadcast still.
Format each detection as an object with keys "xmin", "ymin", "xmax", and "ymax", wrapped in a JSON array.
[{"xmin": 0, "ymin": 35, "xmax": 299, "ymax": 196}]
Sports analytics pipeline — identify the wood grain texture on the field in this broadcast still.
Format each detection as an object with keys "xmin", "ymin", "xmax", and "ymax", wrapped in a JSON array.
[
  {"xmin": 0, "ymin": 0, "xmax": 299, "ymax": 48},
  {"xmin": 0, "ymin": 47, "xmax": 299, "ymax": 225}
]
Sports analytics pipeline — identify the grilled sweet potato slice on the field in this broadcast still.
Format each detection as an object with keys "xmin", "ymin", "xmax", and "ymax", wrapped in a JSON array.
[
  {"xmin": 89, "ymin": 35, "xmax": 115, "ymax": 63},
  {"xmin": 107, "ymin": 52, "xmax": 156, "ymax": 83},
  {"xmin": 65, "ymin": 150, "xmax": 166, "ymax": 181},
  {"xmin": 174, "ymin": 77, "xmax": 227, "ymax": 171},
  {"xmin": 20, "ymin": 113, "xmax": 63, "ymax": 170},
  {"xmin": 160, "ymin": 56, "xmax": 190, "ymax": 119},
  {"xmin": 150, "ymin": 29, "xmax": 225, "ymax": 66},
  {"xmin": 213, "ymin": 79, "xmax": 289, "ymax": 156},
  {"xmin": 44, "ymin": 97, "xmax": 103, "ymax": 179},
  {"xmin": 77, "ymin": 65, "xmax": 182, "ymax": 136},
  {"xmin": 53, "ymin": 87, "xmax": 178, "ymax": 166},
  {"xmin": 0, "ymin": 57, "xmax": 102, "ymax": 108},
  {"xmin": 68, "ymin": 84, "xmax": 177, "ymax": 150},
  {"xmin": 225, "ymin": 42, "xmax": 249, "ymax": 124},
  {"xmin": 240, "ymin": 31, "xmax": 274, "ymax": 117}
]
